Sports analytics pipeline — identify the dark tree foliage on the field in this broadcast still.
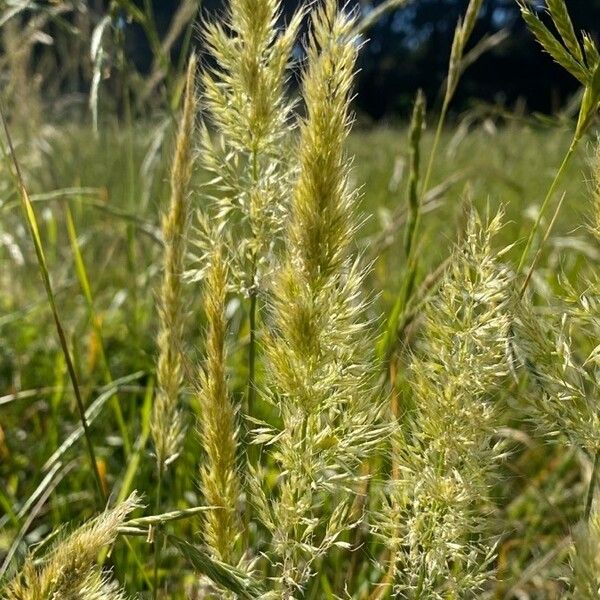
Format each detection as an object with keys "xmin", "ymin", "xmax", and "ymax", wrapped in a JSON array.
[{"xmin": 355, "ymin": 0, "xmax": 600, "ymax": 119}]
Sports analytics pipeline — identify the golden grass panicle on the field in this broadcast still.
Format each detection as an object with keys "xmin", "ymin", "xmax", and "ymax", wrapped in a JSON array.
[
  {"xmin": 192, "ymin": 0, "xmax": 304, "ymax": 294},
  {"xmin": 249, "ymin": 2, "xmax": 384, "ymax": 594},
  {"xmin": 197, "ymin": 243, "xmax": 241, "ymax": 565},
  {"xmin": 151, "ymin": 55, "xmax": 198, "ymax": 471},
  {"xmin": 287, "ymin": 0, "xmax": 359, "ymax": 281},
  {"xmin": 3, "ymin": 493, "xmax": 140, "ymax": 600},
  {"xmin": 379, "ymin": 209, "xmax": 513, "ymax": 597}
]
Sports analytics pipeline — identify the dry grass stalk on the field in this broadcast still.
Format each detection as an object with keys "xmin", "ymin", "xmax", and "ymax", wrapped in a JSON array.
[
  {"xmin": 197, "ymin": 244, "xmax": 242, "ymax": 566},
  {"xmin": 151, "ymin": 54, "xmax": 198, "ymax": 471}
]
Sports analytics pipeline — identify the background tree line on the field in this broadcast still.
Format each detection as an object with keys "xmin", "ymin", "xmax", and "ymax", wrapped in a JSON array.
[{"xmin": 3, "ymin": 0, "xmax": 600, "ymax": 121}]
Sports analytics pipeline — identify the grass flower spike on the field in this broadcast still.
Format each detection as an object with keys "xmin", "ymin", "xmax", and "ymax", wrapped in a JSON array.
[
  {"xmin": 151, "ymin": 54, "xmax": 198, "ymax": 471},
  {"xmin": 194, "ymin": 0, "xmax": 303, "ymax": 293},
  {"xmin": 250, "ymin": 2, "xmax": 383, "ymax": 595},
  {"xmin": 197, "ymin": 243, "xmax": 242, "ymax": 566}
]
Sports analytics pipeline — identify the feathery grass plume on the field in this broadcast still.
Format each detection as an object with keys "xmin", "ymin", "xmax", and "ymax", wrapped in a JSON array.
[
  {"xmin": 151, "ymin": 54, "xmax": 197, "ymax": 472},
  {"xmin": 571, "ymin": 508, "xmax": 600, "ymax": 599},
  {"xmin": 511, "ymin": 144, "xmax": 600, "ymax": 521},
  {"xmin": 250, "ymin": 2, "xmax": 383, "ymax": 595},
  {"xmin": 197, "ymin": 243, "xmax": 241, "ymax": 565},
  {"xmin": 378, "ymin": 209, "xmax": 513, "ymax": 598},
  {"xmin": 192, "ymin": 0, "xmax": 304, "ymax": 423},
  {"xmin": 193, "ymin": 0, "xmax": 304, "ymax": 294},
  {"xmin": 3, "ymin": 493, "xmax": 140, "ymax": 600}
]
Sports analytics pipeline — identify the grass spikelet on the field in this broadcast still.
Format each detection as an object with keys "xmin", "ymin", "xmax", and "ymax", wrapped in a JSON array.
[
  {"xmin": 404, "ymin": 89, "xmax": 426, "ymax": 257},
  {"xmin": 518, "ymin": 2, "xmax": 587, "ymax": 85},
  {"xmin": 546, "ymin": 0, "xmax": 583, "ymax": 62},
  {"xmin": 253, "ymin": 2, "xmax": 383, "ymax": 594},
  {"xmin": 3, "ymin": 493, "xmax": 141, "ymax": 600},
  {"xmin": 448, "ymin": 0, "xmax": 483, "ymax": 100},
  {"xmin": 583, "ymin": 32, "xmax": 600, "ymax": 71},
  {"xmin": 197, "ymin": 243, "xmax": 241, "ymax": 565},
  {"xmin": 151, "ymin": 54, "xmax": 197, "ymax": 472},
  {"xmin": 380, "ymin": 209, "xmax": 513, "ymax": 597}
]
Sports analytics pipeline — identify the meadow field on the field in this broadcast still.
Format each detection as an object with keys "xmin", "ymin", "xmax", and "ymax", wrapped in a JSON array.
[{"xmin": 3, "ymin": 0, "xmax": 600, "ymax": 598}]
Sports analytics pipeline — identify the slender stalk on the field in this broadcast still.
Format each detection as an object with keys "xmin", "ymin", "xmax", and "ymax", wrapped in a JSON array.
[
  {"xmin": 153, "ymin": 464, "xmax": 164, "ymax": 600},
  {"xmin": 517, "ymin": 136, "xmax": 578, "ymax": 275},
  {"xmin": 421, "ymin": 99, "xmax": 449, "ymax": 206},
  {"xmin": 247, "ymin": 148, "xmax": 259, "ymax": 421},
  {"xmin": 353, "ymin": 0, "xmax": 412, "ymax": 36},
  {"xmin": 585, "ymin": 450, "xmax": 600, "ymax": 522},
  {"xmin": 0, "ymin": 102, "xmax": 106, "ymax": 507},
  {"xmin": 519, "ymin": 192, "xmax": 566, "ymax": 297},
  {"xmin": 120, "ymin": 29, "xmax": 142, "ymax": 335},
  {"xmin": 247, "ymin": 289, "xmax": 257, "ymax": 418}
]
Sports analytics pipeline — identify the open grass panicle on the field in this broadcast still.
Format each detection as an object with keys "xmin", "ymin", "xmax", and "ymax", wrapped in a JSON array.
[
  {"xmin": 512, "ymin": 301, "xmax": 600, "ymax": 454},
  {"xmin": 151, "ymin": 55, "xmax": 198, "ymax": 471},
  {"xmin": 3, "ymin": 493, "xmax": 140, "ymax": 600},
  {"xmin": 192, "ymin": 0, "xmax": 303, "ymax": 295},
  {"xmin": 379, "ymin": 209, "xmax": 513, "ymax": 598},
  {"xmin": 197, "ymin": 243, "xmax": 242, "ymax": 566}
]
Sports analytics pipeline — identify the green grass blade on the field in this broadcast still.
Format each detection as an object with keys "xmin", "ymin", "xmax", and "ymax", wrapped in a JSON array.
[
  {"xmin": 168, "ymin": 535, "xmax": 263, "ymax": 599},
  {"xmin": 42, "ymin": 372, "xmax": 144, "ymax": 473}
]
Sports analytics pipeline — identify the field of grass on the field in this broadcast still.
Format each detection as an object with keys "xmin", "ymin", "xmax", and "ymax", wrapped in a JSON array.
[
  {"xmin": 4, "ymin": 0, "xmax": 600, "ymax": 598},
  {"xmin": 1, "ymin": 115, "xmax": 598, "ymax": 598}
]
